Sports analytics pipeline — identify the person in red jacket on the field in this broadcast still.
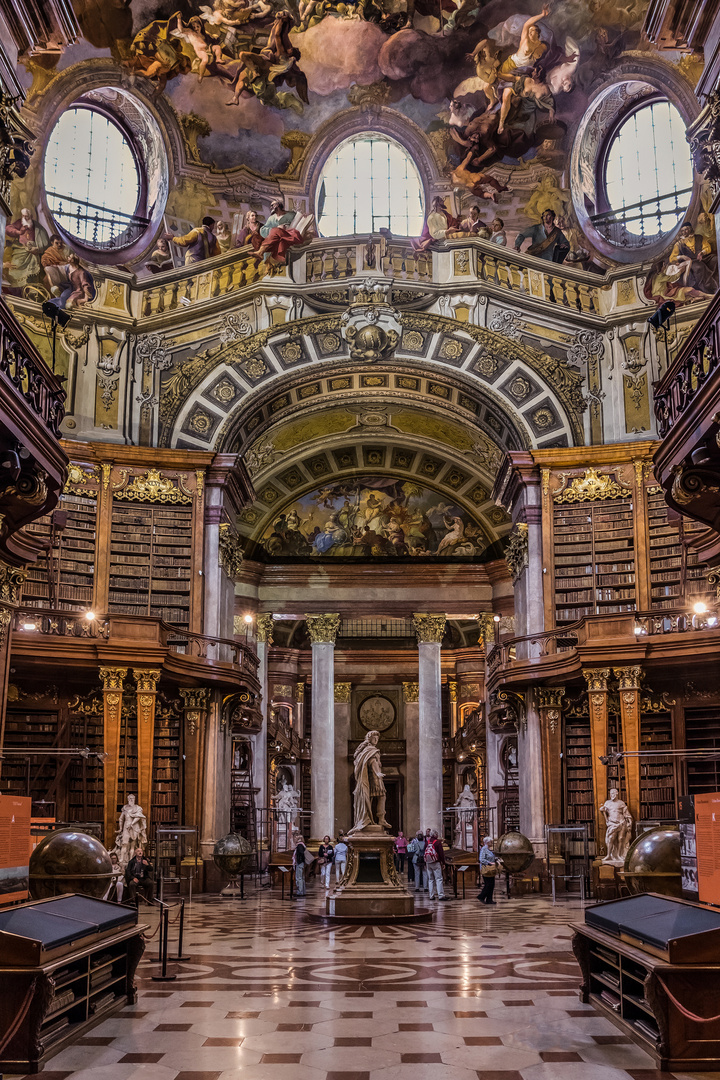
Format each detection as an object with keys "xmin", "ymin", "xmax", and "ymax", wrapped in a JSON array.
[{"xmin": 425, "ymin": 829, "xmax": 447, "ymax": 901}]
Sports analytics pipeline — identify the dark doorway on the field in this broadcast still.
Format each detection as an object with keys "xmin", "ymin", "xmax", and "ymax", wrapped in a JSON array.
[{"xmin": 383, "ymin": 777, "xmax": 403, "ymax": 835}]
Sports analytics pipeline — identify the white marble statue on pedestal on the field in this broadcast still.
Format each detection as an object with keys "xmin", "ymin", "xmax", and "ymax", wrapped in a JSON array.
[
  {"xmin": 273, "ymin": 781, "xmax": 301, "ymax": 850},
  {"xmin": 113, "ymin": 794, "xmax": 148, "ymax": 870},
  {"xmin": 348, "ymin": 730, "xmax": 389, "ymax": 834},
  {"xmin": 600, "ymin": 788, "xmax": 633, "ymax": 866},
  {"xmin": 452, "ymin": 783, "xmax": 477, "ymax": 850}
]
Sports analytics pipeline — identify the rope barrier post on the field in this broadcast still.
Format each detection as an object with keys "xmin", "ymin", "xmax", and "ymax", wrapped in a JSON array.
[
  {"xmin": 176, "ymin": 899, "xmax": 190, "ymax": 962},
  {"xmin": 151, "ymin": 904, "xmax": 176, "ymax": 982}
]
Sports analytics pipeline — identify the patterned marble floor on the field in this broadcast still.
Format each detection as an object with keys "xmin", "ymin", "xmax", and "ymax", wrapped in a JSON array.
[{"xmin": 10, "ymin": 882, "xmax": 719, "ymax": 1080}]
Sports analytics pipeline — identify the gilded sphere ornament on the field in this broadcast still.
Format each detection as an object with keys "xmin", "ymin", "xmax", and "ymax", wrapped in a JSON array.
[
  {"xmin": 29, "ymin": 827, "xmax": 114, "ymax": 899},
  {"xmin": 495, "ymin": 831, "xmax": 535, "ymax": 874},
  {"xmin": 622, "ymin": 826, "xmax": 682, "ymax": 897}
]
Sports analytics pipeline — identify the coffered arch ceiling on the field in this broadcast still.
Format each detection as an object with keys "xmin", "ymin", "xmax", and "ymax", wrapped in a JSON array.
[{"xmin": 164, "ymin": 311, "xmax": 586, "ymax": 452}]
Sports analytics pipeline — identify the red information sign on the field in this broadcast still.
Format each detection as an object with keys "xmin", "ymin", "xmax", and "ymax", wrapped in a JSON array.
[
  {"xmin": 0, "ymin": 794, "xmax": 32, "ymax": 905},
  {"xmin": 695, "ymin": 792, "xmax": 720, "ymax": 907}
]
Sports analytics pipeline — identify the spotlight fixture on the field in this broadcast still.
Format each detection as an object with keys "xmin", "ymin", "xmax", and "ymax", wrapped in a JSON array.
[
  {"xmin": 41, "ymin": 300, "xmax": 72, "ymax": 328},
  {"xmin": 647, "ymin": 300, "xmax": 675, "ymax": 330},
  {"xmin": 244, "ymin": 614, "xmax": 253, "ymax": 624},
  {"xmin": 84, "ymin": 610, "xmax": 95, "ymax": 620},
  {"xmin": 693, "ymin": 602, "xmax": 708, "ymax": 615},
  {"xmin": 22, "ymin": 620, "xmax": 37, "ymax": 631}
]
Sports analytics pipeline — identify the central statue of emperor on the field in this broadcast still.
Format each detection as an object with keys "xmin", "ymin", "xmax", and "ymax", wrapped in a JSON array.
[{"xmin": 348, "ymin": 729, "xmax": 390, "ymax": 834}]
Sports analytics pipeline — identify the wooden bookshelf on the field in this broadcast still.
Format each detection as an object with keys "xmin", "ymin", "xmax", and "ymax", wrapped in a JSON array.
[
  {"xmin": 0, "ymin": 709, "xmax": 59, "ymax": 802},
  {"xmin": 639, "ymin": 709, "xmax": 676, "ymax": 820},
  {"xmin": 553, "ymin": 500, "xmax": 636, "ymax": 625},
  {"xmin": 67, "ymin": 705, "xmax": 104, "ymax": 823},
  {"xmin": 685, "ymin": 705, "xmax": 720, "ymax": 795},
  {"xmin": 646, "ymin": 489, "xmax": 712, "ymax": 610},
  {"xmin": 109, "ymin": 504, "xmax": 194, "ymax": 627},
  {"xmin": 564, "ymin": 710, "xmax": 595, "ymax": 845},
  {"xmin": 152, "ymin": 710, "xmax": 181, "ymax": 829},
  {"xmin": 21, "ymin": 494, "xmax": 97, "ymax": 612}
]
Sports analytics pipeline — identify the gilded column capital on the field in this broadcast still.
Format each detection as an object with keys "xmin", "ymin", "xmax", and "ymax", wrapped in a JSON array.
[
  {"xmin": 99, "ymin": 667, "xmax": 127, "ymax": 690},
  {"xmin": 0, "ymin": 560, "xmax": 27, "ymax": 605},
  {"xmin": 306, "ymin": 613, "xmax": 341, "ymax": 643},
  {"xmin": 583, "ymin": 668, "xmax": 611, "ymax": 692},
  {"xmin": 334, "ymin": 682, "xmax": 352, "ymax": 703},
  {"xmin": 402, "ymin": 681, "xmax": 419, "ymax": 703},
  {"xmin": 613, "ymin": 666, "xmax": 643, "ymax": 691},
  {"xmin": 133, "ymin": 669, "xmax": 162, "ymax": 692},
  {"xmin": 412, "ymin": 613, "xmax": 446, "ymax": 644},
  {"xmin": 296, "ymin": 682, "xmax": 305, "ymax": 702},
  {"xmin": 537, "ymin": 687, "xmax": 565, "ymax": 710},
  {"xmin": 477, "ymin": 612, "xmax": 496, "ymax": 645},
  {"xmin": 179, "ymin": 688, "xmax": 211, "ymax": 710},
  {"xmin": 256, "ymin": 613, "xmax": 275, "ymax": 644},
  {"xmin": 448, "ymin": 679, "xmax": 458, "ymax": 703}
]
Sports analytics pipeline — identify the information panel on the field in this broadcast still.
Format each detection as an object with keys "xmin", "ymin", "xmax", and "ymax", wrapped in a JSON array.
[
  {"xmin": 695, "ymin": 791, "xmax": 720, "ymax": 907},
  {"xmin": 0, "ymin": 794, "xmax": 32, "ymax": 905}
]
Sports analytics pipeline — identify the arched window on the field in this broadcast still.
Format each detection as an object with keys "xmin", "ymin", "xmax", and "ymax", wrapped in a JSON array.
[
  {"xmin": 44, "ymin": 105, "xmax": 145, "ymax": 249},
  {"xmin": 596, "ymin": 98, "xmax": 693, "ymax": 245},
  {"xmin": 316, "ymin": 134, "xmax": 424, "ymax": 238}
]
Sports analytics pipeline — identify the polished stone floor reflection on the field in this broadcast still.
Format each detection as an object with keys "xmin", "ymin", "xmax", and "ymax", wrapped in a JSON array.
[{"xmin": 9, "ymin": 883, "xmax": 716, "ymax": 1080}]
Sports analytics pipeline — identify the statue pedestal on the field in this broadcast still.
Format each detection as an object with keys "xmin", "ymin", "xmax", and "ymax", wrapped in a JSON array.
[{"xmin": 326, "ymin": 827, "xmax": 415, "ymax": 919}]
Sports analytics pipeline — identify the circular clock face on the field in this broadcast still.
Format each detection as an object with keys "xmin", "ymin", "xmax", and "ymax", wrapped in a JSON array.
[{"xmin": 358, "ymin": 695, "xmax": 395, "ymax": 732}]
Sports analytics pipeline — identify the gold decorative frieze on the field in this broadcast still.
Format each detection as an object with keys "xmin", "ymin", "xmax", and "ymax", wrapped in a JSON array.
[
  {"xmin": 113, "ymin": 468, "xmax": 193, "ymax": 504},
  {"xmin": 334, "ymin": 682, "xmax": 352, "ymax": 702},
  {"xmin": 402, "ymin": 681, "xmax": 419, "ymax": 703},
  {"xmin": 412, "ymin": 613, "xmax": 446, "ymax": 643},
  {"xmin": 554, "ymin": 467, "xmax": 631, "ymax": 504},
  {"xmin": 273, "ymin": 683, "xmax": 294, "ymax": 699},
  {"xmin": 306, "ymin": 613, "xmax": 341, "ymax": 643}
]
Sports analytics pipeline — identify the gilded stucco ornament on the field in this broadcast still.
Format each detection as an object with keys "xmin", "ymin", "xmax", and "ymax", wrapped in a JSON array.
[
  {"xmin": 256, "ymin": 613, "xmax": 275, "ymax": 644},
  {"xmin": 218, "ymin": 523, "xmax": 244, "ymax": 579},
  {"xmin": 340, "ymin": 282, "xmax": 401, "ymax": 363},
  {"xmin": 402, "ymin": 681, "xmax": 419, "ymax": 703},
  {"xmin": 412, "ymin": 613, "xmax": 446, "ymax": 643},
  {"xmin": 504, "ymin": 523, "xmax": 529, "ymax": 582},
  {"xmin": 64, "ymin": 463, "xmax": 100, "ymax": 497},
  {"xmin": 554, "ymin": 468, "xmax": 631, "ymax": 504},
  {"xmin": 113, "ymin": 468, "xmax": 193, "ymax": 504},
  {"xmin": 306, "ymin": 613, "xmax": 341, "ymax": 643}
]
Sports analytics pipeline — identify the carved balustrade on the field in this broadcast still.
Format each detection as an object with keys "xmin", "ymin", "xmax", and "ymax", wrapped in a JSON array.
[
  {"xmin": 654, "ymin": 293, "xmax": 720, "ymax": 438},
  {"xmin": 0, "ymin": 298, "xmax": 66, "ymax": 437}
]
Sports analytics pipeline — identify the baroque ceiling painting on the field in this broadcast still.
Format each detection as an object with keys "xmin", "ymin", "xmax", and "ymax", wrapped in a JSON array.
[{"xmin": 259, "ymin": 477, "xmax": 489, "ymax": 558}]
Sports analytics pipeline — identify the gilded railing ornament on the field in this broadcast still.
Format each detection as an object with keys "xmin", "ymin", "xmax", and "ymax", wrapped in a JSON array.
[
  {"xmin": 504, "ymin": 523, "xmax": 529, "ymax": 581},
  {"xmin": 306, "ymin": 613, "xmax": 341, "ymax": 643},
  {"xmin": 412, "ymin": 613, "xmax": 446, "ymax": 643},
  {"xmin": 554, "ymin": 467, "xmax": 631, "ymax": 504}
]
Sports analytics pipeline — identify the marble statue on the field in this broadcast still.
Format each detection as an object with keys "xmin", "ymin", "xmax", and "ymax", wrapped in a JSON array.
[
  {"xmin": 600, "ymin": 788, "xmax": 633, "ymax": 866},
  {"xmin": 348, "ymin": 729, "xmax": 389, "ymax": 834},
  {"xmin": 273, "ymin": 781, "xmax": 301, "ymax": 849},
  {"xmin": 114, "ymin": 794, "xmax": 148, "ymax": 870},
  {"xmin": 452, "ymin": 783, "xmax": 477, "ymax": 850}
]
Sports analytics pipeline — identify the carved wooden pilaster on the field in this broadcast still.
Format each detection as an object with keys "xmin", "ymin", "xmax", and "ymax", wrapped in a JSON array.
[
  {"xmin": 133, "ymin": 669, "xmax": 161, "ymax": 821},
  {"xmin": 100, "ymin": 667, "xmax": 127, "ymax": 847},
  {"xmin": 614, "ymin": 665, "xmax": 643, "ymax": 826},
  {"xmin": 583, "ymin": 668, "xmax": 611, "ymax": 855},
  {"xmin": 537, "ymin": 687, "xmax": 565, "ymax": 827},
  {"xmin": 0, "ymin": 560, "xmax": 27, "ymax": 772},
  {"xmin": 179, "ymin": 688, "xmax": 211, "ymax": 829}
]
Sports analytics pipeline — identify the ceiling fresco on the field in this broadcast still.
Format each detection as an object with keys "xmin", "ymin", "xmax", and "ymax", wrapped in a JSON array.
[{"xmin": 7, "ymin": 0, "xmax": 705, "ymax": 281}]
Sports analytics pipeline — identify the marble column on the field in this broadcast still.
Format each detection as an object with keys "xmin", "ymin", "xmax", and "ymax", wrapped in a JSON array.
[
  {"xmin": 518, "ymin": 690, "xmax": 545, "ymax": 848},
  {"xmin": 200, "ymin": 691, "xmax": 231, "ymax": 863},
  {"xmin": 413, "ymin": 613, "xmax": 446, "ymax": 833},
  {"xmin": 334, "ymin": 682, "xmax": 352, "ymax": 834},
  {"xmin": 478, "ymin": 613, "xmax": 501, "ymax": 836},
  {"xmin": 179, "ymin": 688, "xmax": 211, "ymax": 832},
  {"xmin": 255, "ymin": 614, "xmax": 274, "ymax": 830},
  {"xmin": 614, "ymin": 665, "xmax": 643, "ymax": 826},
  {"xmin": 306, "ymin": 614, "xmax": 340, "ymax": 839},
  {"xmin": 403, "ymin": 681, "xmax": 420, "ymax": 831},
  {"xmin": 583, "ymin": 668, "xmax": 611, "ymax": 857}
]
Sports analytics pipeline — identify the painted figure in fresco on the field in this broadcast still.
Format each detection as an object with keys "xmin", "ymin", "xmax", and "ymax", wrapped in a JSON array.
[
  {"xmin": 668, "ymin": 221, "xmax": 718, "ymax": 296},
  {"xmin": 523, "ymin": 172, "xmax": 571, "ymax": 224},
  {"xmin": 498, "ymin": 64, "xmax": 555, "ymax": 137},
  {"xmin": 412, "ymin": 196, "xmax": 459, "ymax": 252},
  {"xmin": 497, "ymin": 7, "xmax": 550, "ymax": 77},
  {"xmin": 170, "ymin": 14, "xmax": 226, "ymax": 80},
  {"xmin": 252, "ymin": 199, "xmax": 308, "ymax": 266},
  {"xmin": 167, "ymin": 217, "xmax": 220, "ymax": 264},
  {"xmin": 312, "ymin": 511, "xmax": 348, "ymax": 553},
  {"xmin": 3, "ymin": 208, "xmax": 49, "ymax": 289},
  {"xmin": 128, "ymin": 13, "xmax": 194, "ymax": 91},
  {"xmin": 215, "ymin": 220, "xmax": 232, "ymax": 253},
  {"xmin": 459, "ymin": 39, "xmax": 500, "ymax": 104},
  {"xmin": 349, "ymin": 730, "xmax": 389, "ymax": 834},
  {"xmin": 450, "ymin": 152, "xmax": 508, "ymax": 202},
  {"xmin": 145, "ymin": 237, "xmax": 175, "ymax": 274},
  {"xmin": 41, "ymin": 234, "xmax": 70, "ymax": 289},
  {"xmin": 48, "ymin": 254, "xmax": 97, "ymax": 309},
  {"xmin": 236, "ymin": 210, "xmax": 264, "ymax": 249},
  {"xmin": 491, "ymin": 217, "xmax": 507, "ymax": 245},
  {"xmin": 436, "ymin": 515, "xmax": 465, "ymax": 554},
  {"xmin": 514, "ymin": 208, "xmax": 569, "ymax": 262},
  {"xmin": 450, "ymin": 205, "xmax": 490, "ymax": 237}
]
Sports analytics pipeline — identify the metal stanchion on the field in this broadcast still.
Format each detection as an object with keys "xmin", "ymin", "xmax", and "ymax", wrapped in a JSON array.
[
  {"xmin": 151, "ymin": 902, "xmax": 176, "ymax": 982},
  {"xmin": 175, "ymin": 899, "xmax": 190, "ymax": 962}
]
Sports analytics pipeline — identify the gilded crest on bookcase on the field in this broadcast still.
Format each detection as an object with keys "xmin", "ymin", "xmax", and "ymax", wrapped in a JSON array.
[
  {"xmin": 113, "ymin": 468, "xmax": 193, "ymax": 504},
  {"xmin": 64, "ymin": 463, "xmax": 101, "ymax": 498},
  {"xmin": 553, "ymin": 467, "xmax": 631, "ymax": 504}
]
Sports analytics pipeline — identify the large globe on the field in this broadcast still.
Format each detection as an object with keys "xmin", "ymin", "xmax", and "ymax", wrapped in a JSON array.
[
  {"xmin": 623, "ymin": 826, "xmax": 682, "ymax": 897},
  {"xmin": 29, "ymin": 827, "xmax": 114, "ymax": 899},
  {"xmin": 496, "ymin": 831, "xmax": 535, "ymax": 874},
  {"xmin": 213, "ymin": 832, "xmax": 253, "ymax": 878}
]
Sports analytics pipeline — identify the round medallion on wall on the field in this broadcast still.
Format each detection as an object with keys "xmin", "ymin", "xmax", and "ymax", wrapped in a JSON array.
[{"xmin": 358, "ymin": 695, "xmax": 395, "ymax": 732}]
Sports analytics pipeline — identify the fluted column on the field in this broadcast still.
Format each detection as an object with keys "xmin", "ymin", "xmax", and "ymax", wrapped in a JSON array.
[
  {"xmin": 100, "ymin": 666, "xmax": 127, "ymax": 848},
  {"xmin": 519, "ymin": 690, "xmax": 545, "ymax": 846},
  {"xmin": 413, "ymin": 613, "xmax": 446, "ymax": 832},
  {"xmin": 334, "ymin": 682, "xmax": 352, "ymax": 833},
  {"xmin": 403, "ymin": 681, "xmax": 420, "ymax": 830},
  {"xmin": 583, "ymin": 668, "xmax": 611, "ymax": 857},
  {"xmin": 537, "ymin": 687, "xmax": 565, "ymax": 827},
  {"xmin": 255, "ymin": 614, "xmax": 274, "ymax": 828},
  {"xmin": 614, "ymin": 666, "xmax": 643, "ymax": 826},
  {"xmin": 133, "ymin": 669, "xmax": 161, "ymax": 821},
  {"xmin": 307, "ymin": 614, "xmax": 340, "ymax": 839}
]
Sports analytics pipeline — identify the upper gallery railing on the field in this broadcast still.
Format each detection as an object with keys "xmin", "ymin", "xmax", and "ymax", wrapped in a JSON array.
[
  {"xmin": 30, "ymin": 233, "xmax": 656, "ymax": 325},
  {"xmin": 0, "ymin": 297, "xmax": 66, "ymax": 437},
  {"xmin": 654, "ymin": 289, "xmax": 720, "ymax": 438}
]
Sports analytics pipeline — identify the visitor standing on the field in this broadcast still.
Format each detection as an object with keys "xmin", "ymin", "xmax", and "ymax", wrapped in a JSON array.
[
  {"xmin": 334, "ymin": 836, "xmax": 348, "ymax": 882},
  {"xmin": 409, "ymin": 831, "xmax": 427, "ymax": 891},
  {"xmin": 318, "ymin": 835, "xmax": 334, "ymax": 889},
  {"xmin": 394, "ymin": 830, "xmax": 408, "ymax": 872},
  {"xmin": 478, "ymin": 836, "xmax": 498, "ymax": 905},
  {"xmin": 293, "ymin": 833, "xmax": 307, "ymax": 898},
  {"xmin": 425, "ymin": 829, "xmax": 447, "ymax": 900}
]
